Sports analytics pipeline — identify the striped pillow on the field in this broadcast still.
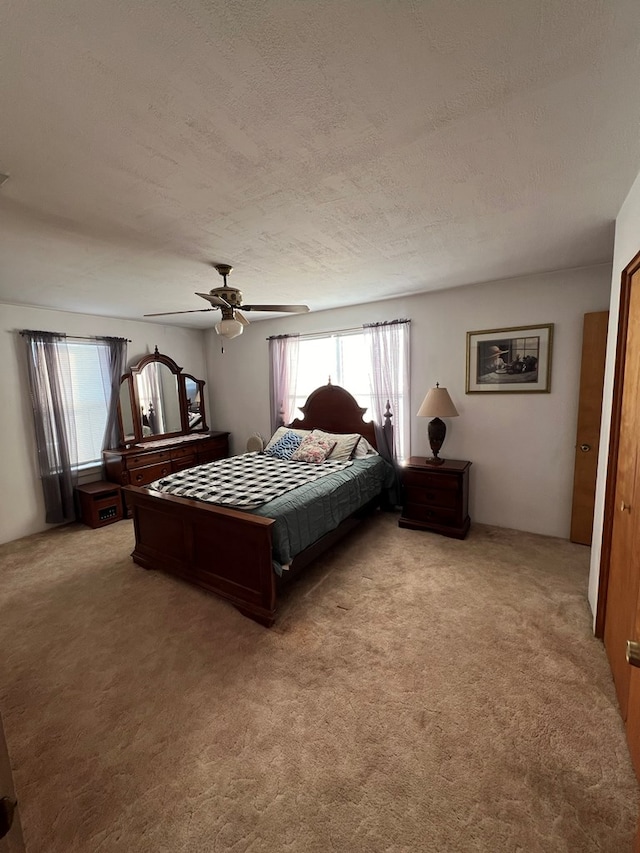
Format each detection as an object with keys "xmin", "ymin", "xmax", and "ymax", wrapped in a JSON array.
[{"xmin": 311, "ymin": 430, "xmax": 362, "ymax": 461}]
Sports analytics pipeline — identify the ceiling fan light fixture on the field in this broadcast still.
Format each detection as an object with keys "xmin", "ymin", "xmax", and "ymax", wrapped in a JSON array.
[{"xmin": 215, "ymin": 317, "xmax": 244, "ymax": 339}]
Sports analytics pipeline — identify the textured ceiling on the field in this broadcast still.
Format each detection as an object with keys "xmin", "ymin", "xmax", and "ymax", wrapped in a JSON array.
[{"xmin": 1, "ymin": 0, "xmax": 639, "ymax": 327}]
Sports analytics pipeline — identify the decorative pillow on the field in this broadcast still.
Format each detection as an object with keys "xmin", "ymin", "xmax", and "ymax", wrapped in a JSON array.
[
  {"xmin": 264, "ymin": 430, "xmax": 304, "ymax": 460},
  {"xmin": 290, "ymin": 435, "xmax": 336, "ymax": 464},
  {"xmin": 264, "ymin": 426, "xmax": 311, "ymax": 451},
  {"xmin": 353, "ymin": 436, "xmax": 379, "ymax": 458},
  {"xmin": 311, "ymin": 430, "xmax": 362, "ymax": 461}
]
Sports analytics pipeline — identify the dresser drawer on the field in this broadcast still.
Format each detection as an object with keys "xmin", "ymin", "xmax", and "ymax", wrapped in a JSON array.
[
  {"xmin": 171, "ymin": 445, "xmax": 197, "ymax": 459},
  {"xmin": 130, "ymin": 462, "xmax": 172, "ymax": 485},
  {"xmin": 128, "ymin": 450, "xmax": 172, "ymax": 469},
  {"xmin": 197, "ymin": 441, "xmax": 227, "ymax": 463},
  {"xmin": 403, "ymin": 469, "xmax": 459, "ymax": 492},
  {"xmin": 404, "ymin": 485, "xmax": 458, "ymax": 509},
  {"xmin": 172, "ymin": 455, "xmax": 197, "ymax": 472}
]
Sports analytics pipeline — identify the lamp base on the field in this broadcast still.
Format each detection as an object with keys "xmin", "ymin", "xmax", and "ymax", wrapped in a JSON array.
[
  {"xmin": 427, "ymin": 416, "xmax": 447, "ymax": 465},
  {"xmin": 425, "ymin": 456, "xmax": 446, "ymax": 466}
]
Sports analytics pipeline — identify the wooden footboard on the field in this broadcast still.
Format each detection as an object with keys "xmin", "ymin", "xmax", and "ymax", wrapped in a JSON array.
[{"xmin": 125, "ymin": 485, "xmax": 277, "ymax": 626}]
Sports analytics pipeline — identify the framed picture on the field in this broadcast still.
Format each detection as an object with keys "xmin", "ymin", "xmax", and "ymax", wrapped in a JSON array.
[{"xmin": 466, "ymin": 324, "xmax": 553, "ymax": 393}]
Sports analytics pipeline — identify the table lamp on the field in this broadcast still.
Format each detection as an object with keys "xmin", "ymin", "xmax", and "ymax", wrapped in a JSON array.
[{"xmin": 416, "ymin": 383, "xmax": 459, "ymax": 465}]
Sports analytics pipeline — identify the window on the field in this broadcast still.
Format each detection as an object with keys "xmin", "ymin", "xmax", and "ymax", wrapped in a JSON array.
[
  {"xmin": 288, "ymin": 327, "xmax": 409, "ymax": 460},
  {"xmin": 23, "ymin": 330, "xmax": 127, "ymax": 525},
  {"xmin": 291, "ymin": 332, "xmax": 375, "ymax": 422},
  {"xmin": 59, "ymin": 341, "xmax": 111, "ymax": 467}
]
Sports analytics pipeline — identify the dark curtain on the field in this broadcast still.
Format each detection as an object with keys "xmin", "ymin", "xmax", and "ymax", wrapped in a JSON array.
[
  {"xmin": 98, "ymin": 337, "xmax": 128, "ymax": 451},
  {"xmin": 22, "ymin": 331, "xmax": 78, "ymax": 524}
]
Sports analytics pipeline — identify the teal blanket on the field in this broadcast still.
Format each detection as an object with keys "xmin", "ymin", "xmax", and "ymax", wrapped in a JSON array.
[{"xmin": 250, "ymin": 456, "xmax": 395, "ymax": 573}]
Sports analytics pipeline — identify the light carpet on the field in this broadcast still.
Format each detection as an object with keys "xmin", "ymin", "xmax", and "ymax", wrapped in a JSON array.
[{"xmin": 0, "ymin": 514, "xmax": 636, "ymax": 852}]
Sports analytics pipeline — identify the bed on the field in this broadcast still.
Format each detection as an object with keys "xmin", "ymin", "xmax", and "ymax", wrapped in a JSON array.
[{"xmin": 124, "ymin": 383, "xmax": 394, "ymax": 626}]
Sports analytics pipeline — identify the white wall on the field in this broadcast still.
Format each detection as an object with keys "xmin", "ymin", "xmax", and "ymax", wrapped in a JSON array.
[
  {"xmin": 0, "ymin": 303, "xmax": 207, "ymax": 544},
  {"xmin": 588, "ymin": 172, "xmax": 640, "ymax": 616},
  {"xmin": 205, "ymin": 265, "xmax": 611, "ymax": 539}
]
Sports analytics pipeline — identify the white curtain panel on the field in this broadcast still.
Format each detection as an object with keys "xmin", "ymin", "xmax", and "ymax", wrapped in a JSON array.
[
  {"xmin": 364, "ymin": 321, "xmax": 410, "ymax": 462},
  {"xmin": 268, "ymin": 334, "xmax": 300, "ymax": 434}
]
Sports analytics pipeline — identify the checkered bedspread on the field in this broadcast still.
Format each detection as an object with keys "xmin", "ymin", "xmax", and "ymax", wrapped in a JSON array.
[{"xmin": 148, "ymin": 452, "xmax": 353, "ymax": 509}]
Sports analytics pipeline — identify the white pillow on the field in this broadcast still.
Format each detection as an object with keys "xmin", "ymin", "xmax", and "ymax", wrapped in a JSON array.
[
  {"xmin": 353, "ymin": 436, "xmax": 379, "ymax": 458},
  {"xmin": 311, "ymin": 429, "xmax": 362, "ymax": 461},
  {"xmin": 264, "ymin": 426, "xmax": 311, "ymax": 451}
]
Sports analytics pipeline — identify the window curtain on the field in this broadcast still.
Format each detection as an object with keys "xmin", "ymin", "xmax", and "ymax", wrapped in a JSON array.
[
  {"xmin": 22, "ymin": 331, "xmax": 79, "ymax": 524},
  {"xmin": 97, "ymin": 337, "xmax": 128, "ymax": 452},
  {"xmin": 269, "ymin": 334, "xmax": 300, "ymax": 434},
  {"xmin": 364, "ymin": 320, "xmax": 410, "ymax": 464}
]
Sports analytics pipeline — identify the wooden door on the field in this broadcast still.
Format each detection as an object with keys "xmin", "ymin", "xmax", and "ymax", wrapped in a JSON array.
[
  {"xmin": 0, "ymin": 712, "xmax": 25, "ymax": 853},
  {"xmin": 570, "ymin": 311, "xmax": 609, "ymax": 544},
  {"xmin": 603, "ymin": 267, "xmax": 640, "ymax": 725}
]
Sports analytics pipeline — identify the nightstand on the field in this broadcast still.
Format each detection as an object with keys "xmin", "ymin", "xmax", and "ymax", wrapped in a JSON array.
[{"xmin": 399, "ymin": 458, "xmax": 471, "ymax": 539}]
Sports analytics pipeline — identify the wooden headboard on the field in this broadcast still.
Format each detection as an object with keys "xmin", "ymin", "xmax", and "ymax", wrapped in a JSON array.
[{"xmin": 288, "ymin": 383, "xmax": 392, "ymax": 451}]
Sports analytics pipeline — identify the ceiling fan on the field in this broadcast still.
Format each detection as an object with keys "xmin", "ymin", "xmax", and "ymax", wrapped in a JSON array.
[{"xmin": 144, "ymin": 263, "xmax": 310, "ymax": 339}]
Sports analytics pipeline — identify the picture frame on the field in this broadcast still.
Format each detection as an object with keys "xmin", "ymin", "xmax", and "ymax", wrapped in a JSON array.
[{"xmin": 466, "ymin": 324, "xmax": 553, "ymax": 393}]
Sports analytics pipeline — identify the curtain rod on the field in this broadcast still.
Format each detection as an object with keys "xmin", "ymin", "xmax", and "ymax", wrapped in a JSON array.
[
  {"xmin": 266, "ymin": 318, "xmax": 410, "ymax": 341},
  {"xmin": 19, "ymin": 330, "xmax": 131, "ymax": 342}
]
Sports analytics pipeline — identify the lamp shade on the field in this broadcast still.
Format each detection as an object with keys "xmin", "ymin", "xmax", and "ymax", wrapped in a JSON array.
[
  {"xmin": 416, "ymin": 385, "xmax": 459, "ymax": 418},
  {"xmin": 215, "ymin": 318, "xmax": 244, "ymax": 339}
]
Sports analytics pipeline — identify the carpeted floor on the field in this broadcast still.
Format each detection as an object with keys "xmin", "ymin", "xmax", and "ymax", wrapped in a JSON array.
[{"xmin": 0, "ymin": 513, "xmax": 636, "ymax": 852}]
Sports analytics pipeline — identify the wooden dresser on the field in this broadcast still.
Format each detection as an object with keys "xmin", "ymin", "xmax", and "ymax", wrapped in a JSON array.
[
  {"xmin": 399, "ymin": 457, "xmax": 471, "ymax": 539},
  {"xmin": 104, "ymin": 431, "xmax": 229, "ymax": 491}
]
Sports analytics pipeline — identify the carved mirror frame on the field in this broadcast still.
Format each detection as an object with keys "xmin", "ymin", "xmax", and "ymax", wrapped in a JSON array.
[{"xmin": 116, "ymin": 348, "xmax": 208, "ymax": 447}]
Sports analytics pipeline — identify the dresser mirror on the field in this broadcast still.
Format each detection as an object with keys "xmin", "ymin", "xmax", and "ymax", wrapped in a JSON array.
[
  {"xmin": 185, "ymin": 375, "xmax": 206, "ymax": 431},
  {"xmin": 135, "ymin": 360, "xmax": 182, "ymax": 437},
  {"xmin": 116, "ymin": 348, "xmax": 208, "ymax": 446},
  {"xmin": 119, "ymin": 380, "xmax": 136, "ymax": 444}
]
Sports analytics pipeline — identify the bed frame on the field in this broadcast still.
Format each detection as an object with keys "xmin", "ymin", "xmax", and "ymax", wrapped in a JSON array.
[{"xmin": 125, "ymin": 383, "xmax": 393, "ymax": 626}]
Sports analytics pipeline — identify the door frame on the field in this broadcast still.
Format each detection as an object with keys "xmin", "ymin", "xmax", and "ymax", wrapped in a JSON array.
[{"xmin": 596, "ymin": 248, "xmax": 640, "ymax": 637}]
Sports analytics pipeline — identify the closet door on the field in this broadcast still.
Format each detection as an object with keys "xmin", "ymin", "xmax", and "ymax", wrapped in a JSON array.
[
  {"xmin": 0, "ymin": 712, "xmax": 25, "ymax": 853},
  {"xmin": 570, "ymin": 311, "xmax": 608, "ymax": 545},
  {"xmin": 603, "ymin": 263, "xmax": 640, "ymax": 755}
]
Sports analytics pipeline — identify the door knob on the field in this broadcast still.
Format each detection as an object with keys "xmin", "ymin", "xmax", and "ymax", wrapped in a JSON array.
[
  {"xmin": 627, "ymin": 641, "xmax": 640, "ymax": 668},
  {"xmin": 620, "ymin": 501, "xmax": 631, "ymax": 513},
  {"xmin": 579, "ymin": 444, "xmax": 591, "ymax": 452}
]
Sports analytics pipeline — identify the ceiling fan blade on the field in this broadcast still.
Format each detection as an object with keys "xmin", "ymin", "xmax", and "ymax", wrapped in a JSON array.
[
  {"xmin": 235, "ymin": 310, "xmax": 251, "ymax": 326},
  {"xmin": 240, "ymin": 304, "xmax": 310, "ymax": 313},
  {"xmin": 144, "ymin": 308, "xmax": 219, "ymax": 317},
  {"xmin": 196, "ymin": 292, "xmax": 231, "ymax": 308}
]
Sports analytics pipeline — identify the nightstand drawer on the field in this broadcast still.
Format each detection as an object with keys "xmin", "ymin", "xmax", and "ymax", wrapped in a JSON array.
[
  {"xmin": 406, "ymin": 504, "xmax": 458, "ymax": 526},
  {"xmin": 404, "ymin": 485, "xmax": 458, "ymax": 509},
  {"xmin": 403, "ymin": 469, "xmax": 459, "ymax": 492}
]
